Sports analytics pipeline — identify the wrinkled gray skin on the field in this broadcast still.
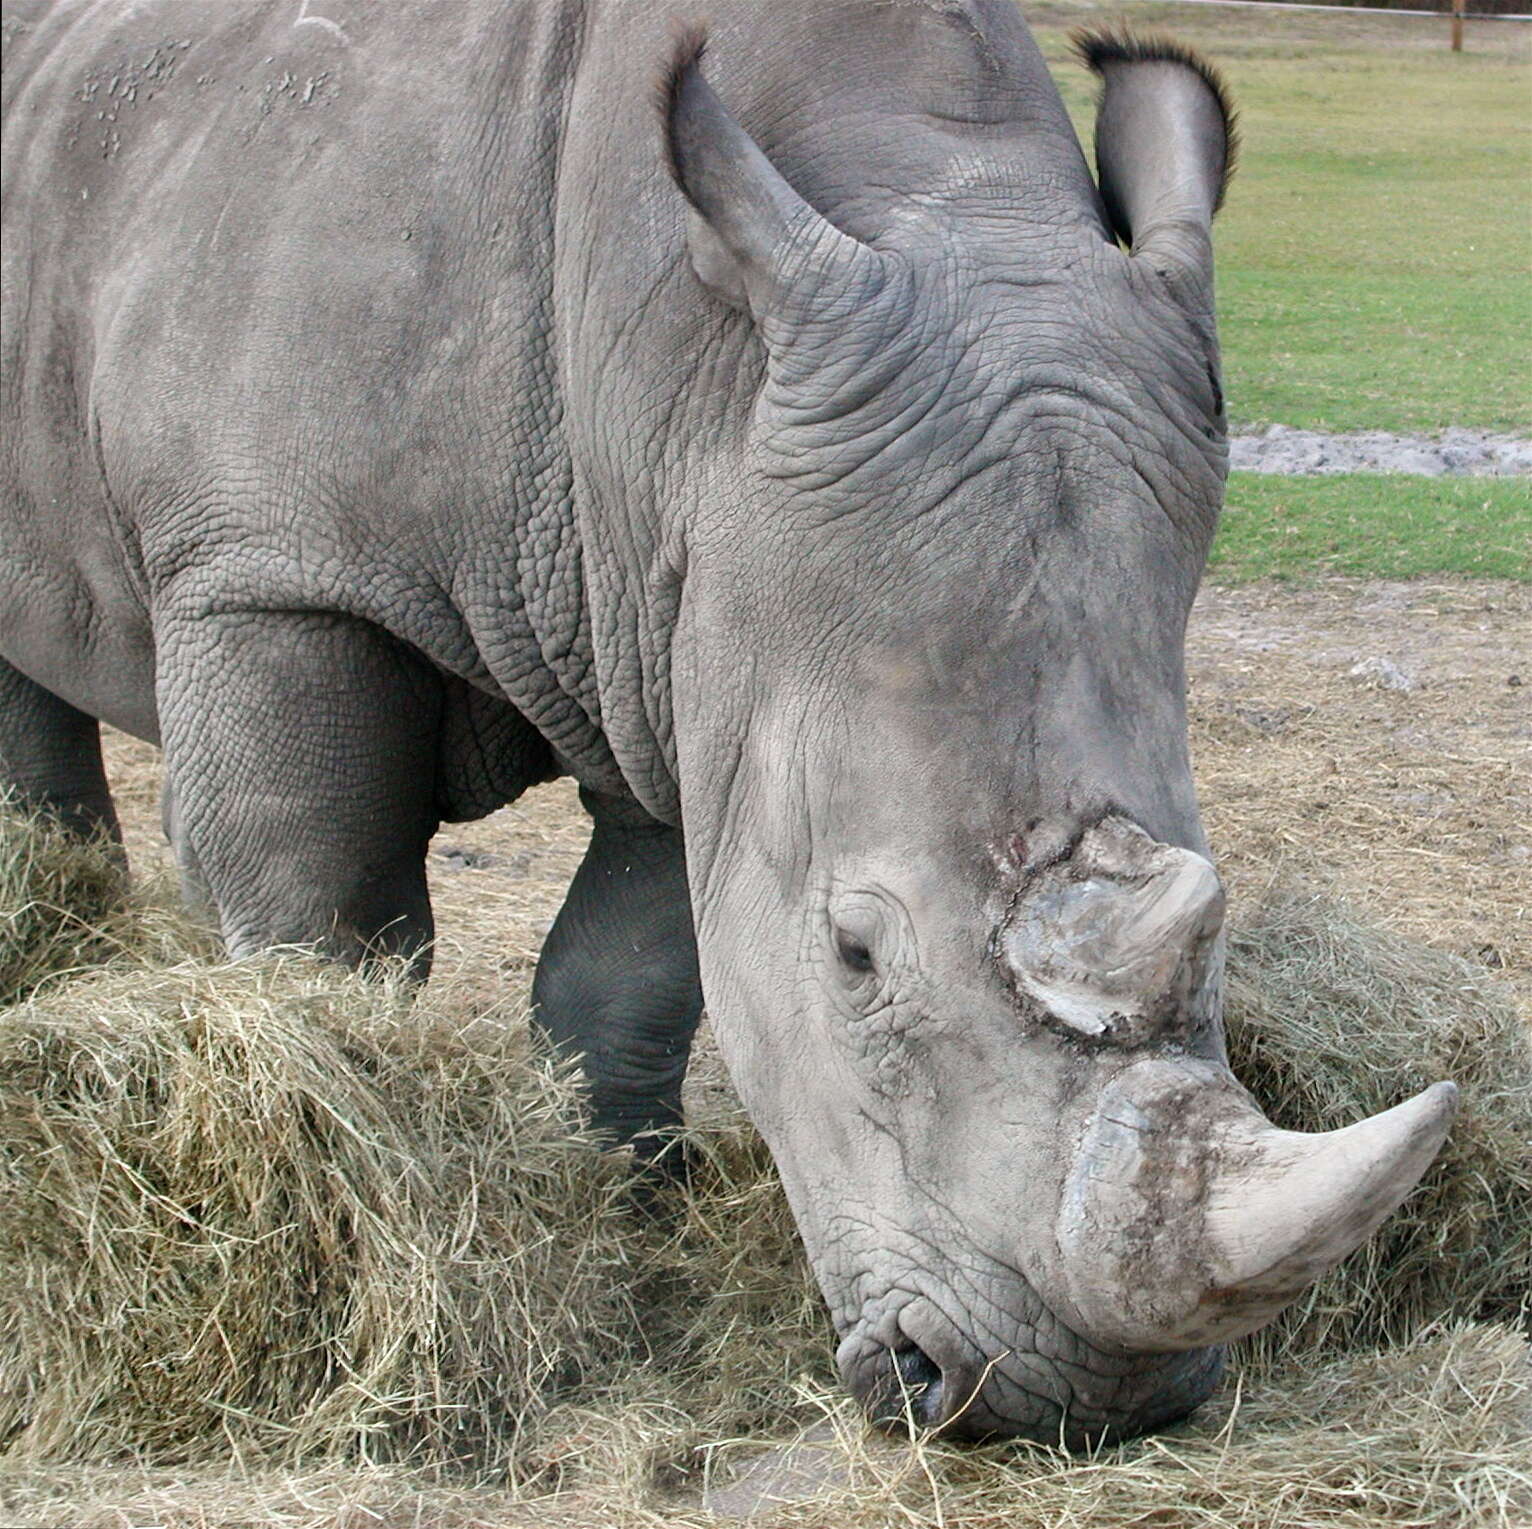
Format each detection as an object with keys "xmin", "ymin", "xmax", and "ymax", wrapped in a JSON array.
[{"xmin": 5, "ymin": 0, "xmax": 1279, "ymax": 1443}]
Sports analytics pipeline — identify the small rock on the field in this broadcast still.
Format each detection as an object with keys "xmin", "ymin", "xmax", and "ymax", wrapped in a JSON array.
[
  {"xmin": 434, "ymin": 845, "xmax": 501, "ymax": 871},
  {"xmin": 1349, "ymin": 656, "xmax": 1418, "ymax": 692},
  {"xmin": 699, "ymin": 1423, "xmax": 871, "ymax": 1519}
]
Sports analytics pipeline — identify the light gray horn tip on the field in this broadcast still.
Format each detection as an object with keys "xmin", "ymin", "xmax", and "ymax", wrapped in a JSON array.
[{"xmin": 1412, "ymin": 1078, "xmax": 1460, "ymax": 1142}]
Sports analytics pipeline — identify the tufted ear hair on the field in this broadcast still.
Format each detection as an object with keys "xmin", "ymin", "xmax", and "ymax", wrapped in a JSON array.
[
  {"xmin": 1073, "ymin": 29, "xmax": 1238, "ymax": 313},
  {"xmin": 656, "ymin": 24, "xmax": 890, "ymax": 328}
]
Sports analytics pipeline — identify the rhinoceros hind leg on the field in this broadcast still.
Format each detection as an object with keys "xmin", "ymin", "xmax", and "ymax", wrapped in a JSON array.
[
  {"xmin": 532, "ymin": 786, "xmax": 702, "ymax": 1159},
  {"xmin": 0, "ymin": 655, "xmax": 121, "ymax": 844},
  {"xmin": 156, "ymin": 608, "xmax": 442, "ymax": 974}
]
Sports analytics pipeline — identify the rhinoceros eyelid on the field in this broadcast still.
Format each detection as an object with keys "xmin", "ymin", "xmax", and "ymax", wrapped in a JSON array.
[
  {"xmin": 834, "ymin": 926, "xmax": 876, "ymax": 974},
  {"xmin": 826, "ymin": 887, "xmax": 918, "ymax": 993}
]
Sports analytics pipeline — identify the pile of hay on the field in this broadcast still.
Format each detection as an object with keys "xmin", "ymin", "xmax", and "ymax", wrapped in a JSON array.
[
  {"xmin": 1, "ymin": 802, "xmax": 1528, "ymax": 1527},
  {"xmin": 1, "ymin": 791, "xmax": 218, "ymax": 1007},
  {"xmin": 6, "ymin": 1328, "xmax": 1529, "ymax": 1527},
  {"xmin": 1225, "ymin": 877, "xmax": 1532, "ymax": 1365},
  {"xmin": 0, "ymin": 894, "xmax": 824, "ymax": 1477},
  {"xmin": 3, "ymin": 792, "xmax": 132, "ymax": 1005}
]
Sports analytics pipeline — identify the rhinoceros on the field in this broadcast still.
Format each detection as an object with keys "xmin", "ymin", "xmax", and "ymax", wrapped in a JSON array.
[{"xmin": 2, "ymin": 0, "xmax": 1456, "ymax": 1443}]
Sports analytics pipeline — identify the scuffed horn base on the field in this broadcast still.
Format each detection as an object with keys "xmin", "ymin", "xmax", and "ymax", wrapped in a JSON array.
[{"xmin": 1057, "ymin": 1058, "xmax": 1459, "ymax": 1353}]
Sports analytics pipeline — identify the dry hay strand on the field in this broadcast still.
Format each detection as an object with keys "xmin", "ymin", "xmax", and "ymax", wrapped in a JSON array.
[
  {"xmin": 1, "ymin": 952, "xmax": 649, "ymax": 1468},
  {"xmin": 1225, "ymin": 876, "xmax": 1532, "ymax": 1368},
  {"xmin": 0, "ymin": 821, "xmax": 826, "ymax": 1483},
  {"xmin": 688, "ymin": 1322, "xmax": 1532, "ymax": 1529},
  {"xmin": 0, "ymin": 1462, "xmax": 554, "ymax": 1529}
]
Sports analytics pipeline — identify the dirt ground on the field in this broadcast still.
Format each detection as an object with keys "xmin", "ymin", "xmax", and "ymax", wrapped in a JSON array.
[
  {"xmin": 100, "ymin": 576, "xmax": 1531, "ymax": 1021},
  {"xmin": 1185, "ymin": 578, "xmax": 1529, "ymax": 1010}
]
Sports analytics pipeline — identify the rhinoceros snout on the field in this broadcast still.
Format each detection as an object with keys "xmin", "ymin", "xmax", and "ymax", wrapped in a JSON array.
[
  {"xmin": 868, "ymin": 1343, "xmax": 948, "ymax": 1431},
  {"xmin": 835, "ymin": 1297, "xmax": 1226, "ymax": 1444}
]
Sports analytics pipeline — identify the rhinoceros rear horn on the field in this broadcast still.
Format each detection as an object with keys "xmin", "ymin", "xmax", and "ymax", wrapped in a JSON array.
[
  {"xmin": 657, "ymin": 24, "xmax": 887, "ymax": 323},
  {"xmin": 1073, "ymin": 28, "xmax": 1237, "ymax": 307}
]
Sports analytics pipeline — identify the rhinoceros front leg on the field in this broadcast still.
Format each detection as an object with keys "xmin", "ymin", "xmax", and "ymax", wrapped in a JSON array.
[
  {"xmin": 155, "ymin": 607, "xmax": 442, "ymax": 972},
  {"xmin": 160, "ymin": 777, "xmax": 216, "ymax": 923},
  {"xmin": 0, "ymin": 656, "xmax": 121, "ymax": 844},
  {"xmin": 532, "ymin": 786, "xmax": 703, "ymax": 1158}
]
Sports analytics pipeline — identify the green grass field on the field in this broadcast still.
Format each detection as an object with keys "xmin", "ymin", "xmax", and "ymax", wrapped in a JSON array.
[
  {"xmin": 1030, "ymin": 3, "xmax": 1532, "ymax": 579},
  {"xmin": 1035, "ymin": 2, "xmax": 1532, "ymax": 435},
  {"xmin": 1212, "ymin": 471, "xmax": 1530, "ymax": 579}
]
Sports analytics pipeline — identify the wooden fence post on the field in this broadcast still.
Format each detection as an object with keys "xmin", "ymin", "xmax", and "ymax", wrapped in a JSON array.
[{"xmin": 1452, "ymin": 0, "xmax": 1465, "ymax": 51}]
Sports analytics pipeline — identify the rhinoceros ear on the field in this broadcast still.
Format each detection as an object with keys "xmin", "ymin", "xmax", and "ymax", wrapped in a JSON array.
[
  {"xmin": 657, "ymin": 25, "xmax": 886, "ymax": 323},
  {"xmin": 1074, "ymin": 29, "xmax": 1237, "ymax": 310}
]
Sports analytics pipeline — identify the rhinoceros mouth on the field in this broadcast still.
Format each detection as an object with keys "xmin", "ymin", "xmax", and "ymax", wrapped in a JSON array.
[{"xmin": 834, "ymin": 1286, "xmax": 1226, "ymax": 1446}]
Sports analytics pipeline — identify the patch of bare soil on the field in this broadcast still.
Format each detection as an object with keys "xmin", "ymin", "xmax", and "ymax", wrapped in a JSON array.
[
  {"xmin": 100, "ymin": 576, "xmax": 1530, "ymax": 1014},
  {"xmin": 1187, "ymin": 578, "xmax": 1530, "ymax": 1009}
]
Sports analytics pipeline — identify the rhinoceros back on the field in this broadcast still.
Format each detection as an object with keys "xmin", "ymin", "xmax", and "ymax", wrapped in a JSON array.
[{"xmin": 1, "ymin": 0, "xmax": 614, "ymax": 798}]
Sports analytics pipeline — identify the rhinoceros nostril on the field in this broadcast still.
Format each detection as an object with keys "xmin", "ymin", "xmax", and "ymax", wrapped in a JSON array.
[{"xmin": 885, "ymin": 1341, "xmax": 945, "ymax": 1429}]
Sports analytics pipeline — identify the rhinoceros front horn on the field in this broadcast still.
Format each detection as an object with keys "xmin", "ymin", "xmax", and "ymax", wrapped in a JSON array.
[{"xmin": 1057, "ymin": 1057, "xmax": 1459, "ymax": 1352}]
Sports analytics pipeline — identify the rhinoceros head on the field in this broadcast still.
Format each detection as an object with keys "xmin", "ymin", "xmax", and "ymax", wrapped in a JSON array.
[{"xmin": 656, "ymin": 18, "xmax": 1456, "ymax": 1444}]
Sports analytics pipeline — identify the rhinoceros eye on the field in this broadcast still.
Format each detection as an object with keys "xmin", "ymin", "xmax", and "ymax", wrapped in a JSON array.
[{"xmin": 834, "ymin": 926, "xmax": 876, "ymax": 975}]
